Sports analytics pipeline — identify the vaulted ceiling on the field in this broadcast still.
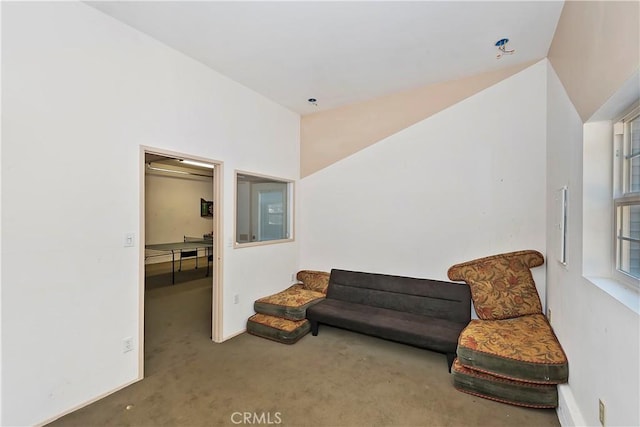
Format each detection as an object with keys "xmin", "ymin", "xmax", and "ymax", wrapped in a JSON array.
[{"xmin": 86, "ymin": 1, "xmax": 564, "ymax": 115}]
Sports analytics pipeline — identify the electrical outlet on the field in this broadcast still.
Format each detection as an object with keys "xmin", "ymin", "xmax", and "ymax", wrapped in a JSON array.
[
  {"xmin": 123, "ymin": 337, "xmax": 134, "ymax": 353},
  {"xmin": 599, "ymin": 399, "xmax": 605, "ymax": 427},
  {"xmin": 233, "ymin": 294, "xmax": 239, "ymax": 304}
]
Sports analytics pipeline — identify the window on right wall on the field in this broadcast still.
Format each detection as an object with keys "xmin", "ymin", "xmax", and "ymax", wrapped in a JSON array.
[{"xmin": 614, "ymin": 106, "xmax": 640, "ymax": 287}]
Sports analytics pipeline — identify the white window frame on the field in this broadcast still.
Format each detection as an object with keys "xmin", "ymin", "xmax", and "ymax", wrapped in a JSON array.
[
  {"xmin": 234, "ymin": 170, "xmax": 294, "ymax": 248},
  {"xmin": 613, "ymin": 105, "xmax": 640, "ymax": 289}
]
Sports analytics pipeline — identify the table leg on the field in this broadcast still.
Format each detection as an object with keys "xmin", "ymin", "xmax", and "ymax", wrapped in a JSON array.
[
  {"xmin": 206, "ymin": 247, "xmax": 210, "ymax": 277},
  {"xmin": 171, "ymin": 250, "xmax": 176, "ymax": 284}
]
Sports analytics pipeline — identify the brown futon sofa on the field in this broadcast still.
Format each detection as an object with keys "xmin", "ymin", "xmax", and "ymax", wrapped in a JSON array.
[{"xmin": 306, "ymin": 269, "xmax": 472, "ymax": 370}]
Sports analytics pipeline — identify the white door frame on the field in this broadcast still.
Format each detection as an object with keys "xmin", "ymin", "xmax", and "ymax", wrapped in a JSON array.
[{"xmin": 139, "ymin": 146, "xmax": 224, "ymax": 375}]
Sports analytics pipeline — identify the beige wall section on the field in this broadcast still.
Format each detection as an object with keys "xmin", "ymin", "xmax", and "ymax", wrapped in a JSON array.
[
  {"xmin": 300, "ymin": 59, "xmax": 538, "ymax": 177},
  {"xmin": 548, "ymin": 1, "xmax": 639, "ymax": 122}
]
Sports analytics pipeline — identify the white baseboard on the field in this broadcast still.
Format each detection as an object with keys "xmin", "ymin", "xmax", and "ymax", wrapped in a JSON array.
[
  {"xmin": 223, "ymin": 328, "xmax": 247, "ymax": 341},
  {"xmin": 35, "ymin": 376, "xmax": 143, "ymax": 427},
  {"xmin": 557, "ymin": 384, "xmax": 587, "ymax": 426}
]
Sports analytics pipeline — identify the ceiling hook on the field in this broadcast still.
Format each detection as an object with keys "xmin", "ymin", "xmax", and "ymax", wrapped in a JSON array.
[{"xmin": 495, "ymin": 38, "xmax": 515, "ymax": 59}]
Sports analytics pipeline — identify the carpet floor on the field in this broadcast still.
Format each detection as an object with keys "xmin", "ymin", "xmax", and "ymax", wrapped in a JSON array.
[{"xmin": 49, "ymin": 274, "xmax": 560, "ymax": 427}]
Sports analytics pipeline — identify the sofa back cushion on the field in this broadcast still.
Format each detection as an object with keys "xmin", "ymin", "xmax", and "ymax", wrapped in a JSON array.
[
  {"xmin": 447, "ymin": 250, "xmax": 544, "ymax": 320},
  {"xmin": 327, "ymin": 269, "xmax": 471, "ymax": 324}
]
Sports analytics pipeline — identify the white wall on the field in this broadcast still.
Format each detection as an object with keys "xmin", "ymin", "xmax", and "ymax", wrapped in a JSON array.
[
  {"xmin": 300, "ymin": 61, "xmax": 547, "ymax": 300},
  {"xmin": 0, "ymin": 2, "xmax": 3, "ymax": 421},
  {"xmin": 1, "ymin": 2, "xmax": 299, "ymax": 426},
  {"xmin": 546, "ymin": 62, "xmax": 640, "ymax": 427},
  {"xmin": 145, "ymin": 169, "xmax": 213, "ymax": 263}
]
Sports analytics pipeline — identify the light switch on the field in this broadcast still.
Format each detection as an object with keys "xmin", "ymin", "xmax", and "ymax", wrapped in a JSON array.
[{"xmin": 124, "ymin": 233, "xmax": 135, "ymax": 247}]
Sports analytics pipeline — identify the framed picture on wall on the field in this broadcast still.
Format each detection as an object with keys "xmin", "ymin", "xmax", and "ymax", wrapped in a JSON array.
[{"xmin": 201, "ymin": 198, "xmax": 213, "ymax": 217}]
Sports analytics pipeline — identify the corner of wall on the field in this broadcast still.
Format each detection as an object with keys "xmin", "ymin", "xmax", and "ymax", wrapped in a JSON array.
[
  {"xmin": 547, "ymin": 0, "xmax": 639, "ymax": 121},
  {"xmin": 1, "ymin": 0, "xmax": 5, "ymax": 421}
]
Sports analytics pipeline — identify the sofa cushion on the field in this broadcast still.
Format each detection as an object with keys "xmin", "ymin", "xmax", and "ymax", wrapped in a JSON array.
[
  {"xmin": 457, "ymin": 314, "xmax": 568, "ymax": 384},
  {"xmin": 297, "ymin": 270, "xmax": 330, "ymax": 294},
  {"xmin": 306, "ymin": 298, "xmax": 468, "ymax": 354},
  {"xmin": 451, "ymin": 359, "xmax": 558, "ymax": 408},
  {"xmin": 254, "ymin": 284, "xmax": 325, "ymax": 321},
  {"xmin": 447, "ymin": 250, "xmax": 544, "ymax": 320},
  {"xmin": 247, "ymin": 313, "xmax": 310, "ymax": 344},
  {"xmin": 326, "ymin": 269, "xmax": 471, "ymax": 323}
]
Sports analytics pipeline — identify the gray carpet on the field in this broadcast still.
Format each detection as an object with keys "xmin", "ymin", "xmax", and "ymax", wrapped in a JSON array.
[
  {"xmin": 145, "ymin": 258, "xmax": 212, "ymax": 290},
  {"xmin": 49, "ymin": 276, "xmax": 560, "ymax": 427}
]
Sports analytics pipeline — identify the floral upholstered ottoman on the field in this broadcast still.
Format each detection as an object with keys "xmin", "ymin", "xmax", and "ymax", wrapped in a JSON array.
[
  {"xmin": 253, "ymin": 270, "xmax": 329, "ymax": 321},
  {"xmin": 247, "ymin": 270, "xmax": 330, "ymax": 344},
  {"xmin": 247, "ymin": 313, "xmax": 310, "ymax": 344},
  {"xmin": 253, "ymin": 284, "xmax": 325, "ymax": 321},
  {"xmin": 456, "ymin": 314, "xmax": 568, "ymax": 384},
  {"xmin": 451, "ymin": 359, "xmax": 558, "ymax": 408}
]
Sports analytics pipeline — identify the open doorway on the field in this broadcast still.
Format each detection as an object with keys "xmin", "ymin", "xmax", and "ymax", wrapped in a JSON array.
[{"xmin": 140, "ymin": 147, "xmax": 223, "ymax": 377}]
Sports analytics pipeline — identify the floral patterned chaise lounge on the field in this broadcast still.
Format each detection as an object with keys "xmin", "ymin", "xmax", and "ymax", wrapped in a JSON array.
[
  {"xmin": 447, "ymin": 250, "xmax": 569, "ymax": 408},
  {"xmin": 246, "ymin": 270, "xmax": 329, "ymax": 344}
]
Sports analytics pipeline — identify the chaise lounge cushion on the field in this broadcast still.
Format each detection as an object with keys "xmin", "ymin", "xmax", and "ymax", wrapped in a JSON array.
[
  {"xmin": 447, "ymin": 250, "xmax": 544, "ymax": 320},
  {"xmin": 456, "ymin": 314, "xmax": 568, "ymax": 384},
  {"xmin": 451, "ymin": 359, "xmax": 558, "ymax": 408},
  {"xmin": 254, "ymin": 284, "xmax": 325, "ymax": 321},
  {"xmin": 297, "ymin": 270, "xmax": 331, "ymax": 294},
  {"xmin": 247, "ymin": 313, "xmax": 310, "ymax": 344}
]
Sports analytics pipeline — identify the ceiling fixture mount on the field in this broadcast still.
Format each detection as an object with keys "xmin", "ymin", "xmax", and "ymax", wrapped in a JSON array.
[
  {"xmin": 307, "ymin": 98, "xmax": 318, "ymax": 107},
  {"xmin": 495, "ymin": 38, "xmax": 515, "ymax": 59}
]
